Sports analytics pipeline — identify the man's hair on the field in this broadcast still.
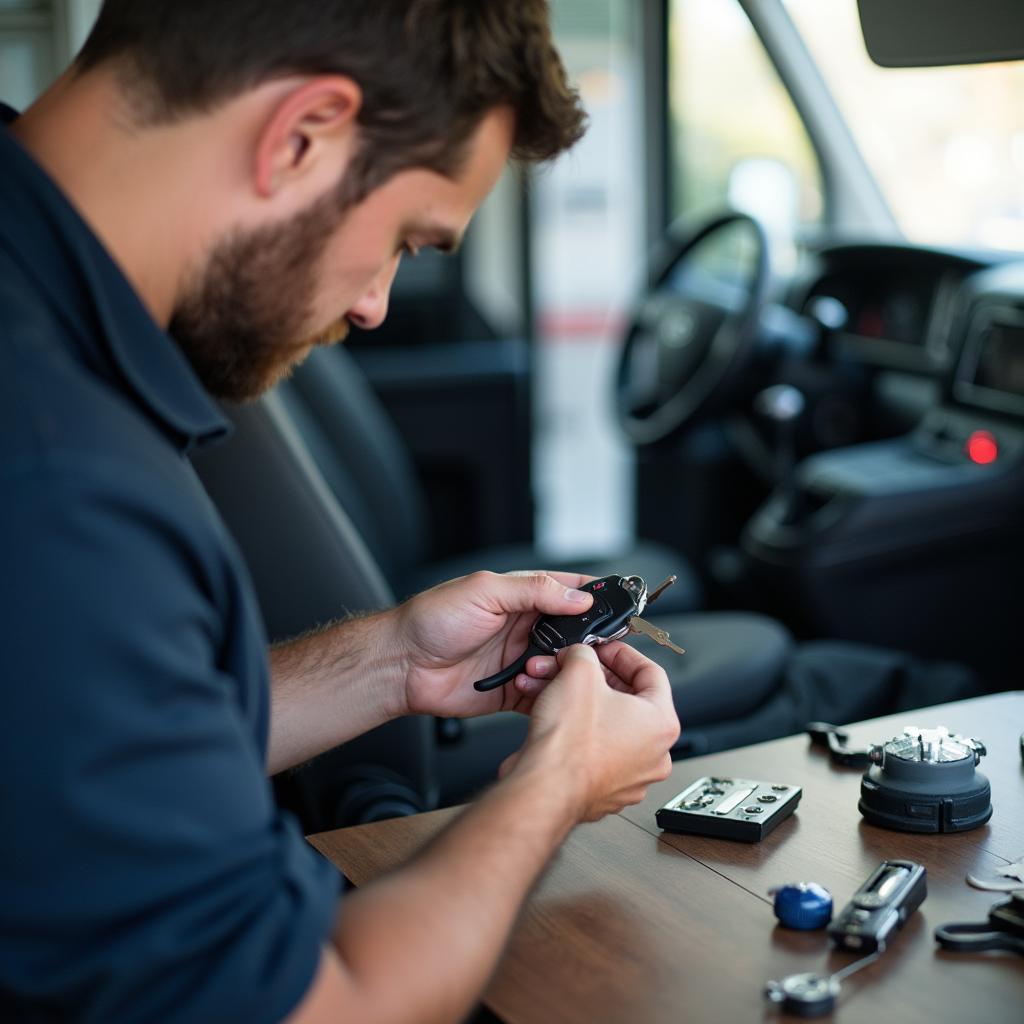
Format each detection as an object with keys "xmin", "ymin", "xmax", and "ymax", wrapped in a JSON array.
[{"xmin": 76, "ymin": 0, "xmax": 586, "ymax": 205}]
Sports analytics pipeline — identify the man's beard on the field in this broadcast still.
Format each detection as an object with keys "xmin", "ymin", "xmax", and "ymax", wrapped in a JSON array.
[{"xmin": 170, "ymin": 189, "xmax": 351, "ymax": 403}]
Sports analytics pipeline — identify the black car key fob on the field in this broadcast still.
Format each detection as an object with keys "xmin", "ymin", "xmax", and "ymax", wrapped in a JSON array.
[{"xmin": 472, "ymin": 574, "xmax": 647, "ymax": 692}]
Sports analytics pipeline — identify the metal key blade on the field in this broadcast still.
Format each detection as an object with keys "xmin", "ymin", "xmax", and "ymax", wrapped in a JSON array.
[
  {"xmin": 645, "ymin": 575, "xmax": 678, "ymax": 607},
  {"xmin": 628, "ymin": 615, "xmax": 685, "ymax": 655}
]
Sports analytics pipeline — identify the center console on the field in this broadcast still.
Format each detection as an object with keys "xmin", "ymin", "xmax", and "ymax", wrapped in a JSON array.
[{"xmin": 742, "ymin": 265, "xmax": 1024, "ymax": 679}]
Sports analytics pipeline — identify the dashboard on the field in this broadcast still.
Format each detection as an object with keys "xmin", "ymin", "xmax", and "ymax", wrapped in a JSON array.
[
  {"xmin": 797, "ymin": 243, "xmax": 991, "ymax": 376},
  {"xmin": 740, "ymin": 242, "xmax": 1024, "ymax": 686},
  {"xmin": 777, "ymin": 242, "xmax": 1024, "ymax": 469}
]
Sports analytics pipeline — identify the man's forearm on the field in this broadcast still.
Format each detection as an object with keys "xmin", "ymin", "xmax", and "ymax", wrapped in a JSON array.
[
  {"xmin": 267, "ymin": 611, "xmax": 405, "ymax": 774},
  {"xmin": 326, "ymin": 741, "xmax": 578, "ymax": 1024}
]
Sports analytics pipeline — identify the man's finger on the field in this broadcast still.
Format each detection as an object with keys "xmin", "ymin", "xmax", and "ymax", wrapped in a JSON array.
[
  {"xmin": 513, "ymin": 672, "xmax": 546, "ymax": 696},
  {"xmin": 595, "ymin": 642, "xmax": 674, "ymax": 708},
  {"xmin": 552, "ymin": 644, "xmax": 602, "ymax": 685},
  {"xmin": 498, "ymin": 750, "xmax": 520, "ymax": 779},
  {"xmin": 470, "ymin": 570, "xmax": 594, "ymax": 616},
  {"xmin": 506, "ymin": 569, "xmax": 596, "ymax": 591},
  {"xmin": 525, "ymin": 655, "xmax": 557, "ymax": 678}
]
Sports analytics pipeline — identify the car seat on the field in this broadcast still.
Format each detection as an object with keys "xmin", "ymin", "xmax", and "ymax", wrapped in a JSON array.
[{"xmin": 277, "ymin": 344, "xmax": 703, "ymax": 614}]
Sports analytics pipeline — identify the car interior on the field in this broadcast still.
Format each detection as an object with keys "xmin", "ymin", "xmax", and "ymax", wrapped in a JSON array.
[{"xmin": 6, "ymin": 0, "xmax": 1023, "ymax": 835}]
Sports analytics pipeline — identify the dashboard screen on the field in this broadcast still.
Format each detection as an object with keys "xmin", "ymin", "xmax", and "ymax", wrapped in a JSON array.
[{"xmin": 974, "ymin": 321, "xmax": 1024, "ymax": 397}]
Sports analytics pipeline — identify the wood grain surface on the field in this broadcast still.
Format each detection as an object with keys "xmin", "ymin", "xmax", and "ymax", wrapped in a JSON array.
[{"xmin": 309, "ymin": 692, "xmax": 1024, "ymax": 1023}]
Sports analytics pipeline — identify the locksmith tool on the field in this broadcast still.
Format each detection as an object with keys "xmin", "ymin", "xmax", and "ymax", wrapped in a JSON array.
[
  {"xmin": 656, "ymin": 776, "xmax": 801, "ymax": 842},
  {"xmin": 858, "ymin": 726, "xmax": 991, "ymax": 833}
]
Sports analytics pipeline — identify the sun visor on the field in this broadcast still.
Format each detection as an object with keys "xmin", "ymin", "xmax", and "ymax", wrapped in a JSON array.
[{"xmin": 857, "ymin": 0, "xmax": 1024, "ymax": 68}]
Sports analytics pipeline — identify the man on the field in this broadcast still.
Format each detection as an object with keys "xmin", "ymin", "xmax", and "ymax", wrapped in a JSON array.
[{"xmin": 0, "ymin": 2, "xmax": 680, "ymax": 1021}]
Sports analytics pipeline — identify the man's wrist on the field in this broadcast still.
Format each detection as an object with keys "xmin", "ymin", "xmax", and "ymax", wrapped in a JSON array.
[
  {"xmin": 333, "ymin": 607, "xmax": 411, "ymax": 724},
  {"xmin": 503, "ymin": 729, "xmax": 589, "ymax": 832},
  {"xmin": 374, "ymin": 606, "xmax": 414, "ymax": 720},
  {"xmin": 267, "ymin": 608, "xmax": 411, "ymax": 773}
]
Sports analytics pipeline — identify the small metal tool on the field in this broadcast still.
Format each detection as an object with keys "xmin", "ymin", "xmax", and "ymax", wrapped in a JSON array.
[
  {"xmin": 967, "ymin": 857, "xmax": 1024, "ymax": 892},
  {"xmin": 859, "ymin": 726, "xmax": 991, "ymax": 833},
  {"xmin": 656, "ymin": 776, "xmax": 801, "ymax": 842}
]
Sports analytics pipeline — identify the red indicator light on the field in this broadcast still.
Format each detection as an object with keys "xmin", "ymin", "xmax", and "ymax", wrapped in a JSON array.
[{"xmin": 966, "ymin": 430, "xmax": 998, "ymax": 465}]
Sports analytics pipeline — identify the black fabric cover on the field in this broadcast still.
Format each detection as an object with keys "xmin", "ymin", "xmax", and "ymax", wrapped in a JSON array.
[
  {"xmin": 630, "ymin": 612, "xmax": 793, "ymax": 728},
  {"xmin": 191, "ymin": 394, "xmax": 438, "ymax": 819},
  {"xmin": 671, "ymin": 640, "xmax": 982, "ymax": 758},
  {"xmin": 281, "ymin": 346, "xmax": 429, "ymax": 583},
  {"xmin": 283, "ymin": 345, "xmax": 702, "ymax": 615}
]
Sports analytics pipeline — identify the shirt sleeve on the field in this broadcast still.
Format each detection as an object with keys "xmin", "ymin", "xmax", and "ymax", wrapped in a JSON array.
[{"xmin": 0, "ymin": 454, "xmax": 340, "ymax": 1024}]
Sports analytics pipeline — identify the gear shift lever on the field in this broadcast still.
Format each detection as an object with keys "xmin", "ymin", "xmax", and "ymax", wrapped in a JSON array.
[{"xmin": 754, "ymin": 384, "xmax": 806, "ymax": 526}]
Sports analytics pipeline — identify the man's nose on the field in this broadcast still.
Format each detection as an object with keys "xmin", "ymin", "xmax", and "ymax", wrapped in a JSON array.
[{"xmin": 347, "ymin": 256, "xmax": 401, "ymax": 331}]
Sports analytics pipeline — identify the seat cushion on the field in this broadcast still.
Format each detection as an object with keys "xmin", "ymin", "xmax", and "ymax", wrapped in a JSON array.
[
  {"xmin": 401, "ymin": 540, "xmax": 703, "ymax": 615},
  {"xmin": 630, "ymin": 611, "xmax": 793, "ymax": 728}
]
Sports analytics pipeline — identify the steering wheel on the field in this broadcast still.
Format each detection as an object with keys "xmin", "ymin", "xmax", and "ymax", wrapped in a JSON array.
[{"xmin": 616, "ymin": 210, "xmax": 771, "ymax": 446}]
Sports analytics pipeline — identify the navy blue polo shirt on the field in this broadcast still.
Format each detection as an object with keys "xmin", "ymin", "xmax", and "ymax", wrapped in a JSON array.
[{"xmin": 0, "ymin": 107, "xmax": 339, "ymax": 1021}]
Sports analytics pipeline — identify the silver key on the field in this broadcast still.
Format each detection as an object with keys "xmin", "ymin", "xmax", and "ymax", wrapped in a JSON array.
[
  {"xmin": 628, "ymin": 615, "xmax": 685, "ymax": 655},
  {"xmin": 645, "ymin": 575, "xmax": 678, "ymax": 607}
]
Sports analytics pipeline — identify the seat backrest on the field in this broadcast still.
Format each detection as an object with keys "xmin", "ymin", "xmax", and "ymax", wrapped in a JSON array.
[
  {"xmin": 280, "ymin": 345, "xmax": 430, "ymax": 584},
  {"xmin": 190, "ymin": 391, "xmax": 438, "ymax": 820}
]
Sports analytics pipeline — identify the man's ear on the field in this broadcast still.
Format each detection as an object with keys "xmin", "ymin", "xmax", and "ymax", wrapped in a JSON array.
[{"xmin": 253, "ymin": 76, "xmax": 362, "ymax": 199}]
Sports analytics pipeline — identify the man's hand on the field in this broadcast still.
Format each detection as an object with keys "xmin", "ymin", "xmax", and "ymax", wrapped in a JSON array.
[
  {"xmin": 391, "ymin": 570, "xmax": 596, "ymax": 718},
  {"xmin": 503, "ymin": 642, "xmax": 680, "ymax": 821}
]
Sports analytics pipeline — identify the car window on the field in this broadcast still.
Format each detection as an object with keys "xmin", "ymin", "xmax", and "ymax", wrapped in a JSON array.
[
  {"xmin": 668, "ymin": 0, "xmax": 824, "ymax": 255},
  {"xmin": 785, "ymin": 0, "xmax": 1024, "ymax": 252}
]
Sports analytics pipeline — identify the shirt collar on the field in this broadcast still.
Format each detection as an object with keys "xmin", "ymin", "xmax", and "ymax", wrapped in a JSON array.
[{"xmin": 0, "ymin": 104, "xmax": 229, "ymax": 453}]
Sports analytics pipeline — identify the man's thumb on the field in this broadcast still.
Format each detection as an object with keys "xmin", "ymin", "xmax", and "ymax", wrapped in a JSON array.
[{"xmin": 496, "ymin": 572, "xmax": 593, "ymax": 615}]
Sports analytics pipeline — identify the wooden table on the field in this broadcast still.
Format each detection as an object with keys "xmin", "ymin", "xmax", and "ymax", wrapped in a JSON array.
[{"xmin": 310, "ymin": 692, "xmax": 1024, "ymax": 1022}]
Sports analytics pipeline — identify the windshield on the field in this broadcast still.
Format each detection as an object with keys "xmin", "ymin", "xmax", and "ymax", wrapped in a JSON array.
[{"xmin": 785, "ymin": 0, "xmax": 1024, "ymax": 252}]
